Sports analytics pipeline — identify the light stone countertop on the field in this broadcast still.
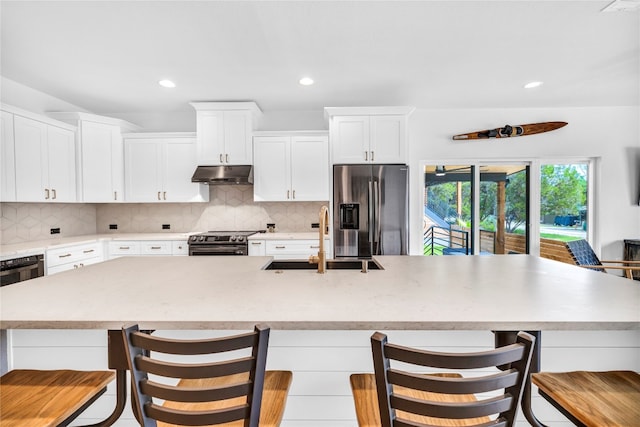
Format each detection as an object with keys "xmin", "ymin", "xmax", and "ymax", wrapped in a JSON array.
[
  {"xmin": 0, "ymin": 233, "xmax": 197, "ymax": 260},
  {"xmin": 1, "ymin": 255, "xmax": 638, "ymax": 331}
]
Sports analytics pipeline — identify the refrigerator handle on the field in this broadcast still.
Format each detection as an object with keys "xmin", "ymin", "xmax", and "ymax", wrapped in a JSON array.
[
  {"xmin": 368, "ymin": 180, "xmax": 374, "ymax": 246},
  {"xmin": 374, "ymin": 180, "xmax": 382, "ymax": 254}
]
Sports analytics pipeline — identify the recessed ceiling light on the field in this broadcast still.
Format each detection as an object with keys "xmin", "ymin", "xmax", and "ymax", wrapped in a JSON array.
[
  {"xmin": 524, "ymin": 81, "xmax": 543, "ymax": 89},
  {"xmin": 299, "ymin": 77, "xmax": 314, "ymax": 86},
  {"xmin": 158, "ymin": 79, "xmax": 176, "ymax": 88}
]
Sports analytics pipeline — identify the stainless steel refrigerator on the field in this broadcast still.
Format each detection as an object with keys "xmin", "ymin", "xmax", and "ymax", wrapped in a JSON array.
[{"xmin": 333, "ymin": 164, "xmax": 409, "ymax": 258}]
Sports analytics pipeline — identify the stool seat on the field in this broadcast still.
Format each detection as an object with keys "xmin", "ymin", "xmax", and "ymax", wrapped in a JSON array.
[
  {"xmin": 350, "ymin": 373, "xmax": 491, "ymax": 427},
  {"xmin": 158, "ymin": 370, "xmax": 293, "ymax": 427},
  {"xmin": 0, "ymin": 369, "xmax": 115, "ymax": 427}
]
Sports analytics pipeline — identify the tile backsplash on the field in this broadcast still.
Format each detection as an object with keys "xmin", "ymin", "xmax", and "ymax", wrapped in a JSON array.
[
  {"xmin": 0, "ymin": 203, "xmax": 97, "ymax": 244},
  {"xmin": 97, "ymin": 186, "xmax": 327, "ymax": 233},
  {"xmin": 0, "ymin": 186, "xmax": 328, "ymax": 244}
]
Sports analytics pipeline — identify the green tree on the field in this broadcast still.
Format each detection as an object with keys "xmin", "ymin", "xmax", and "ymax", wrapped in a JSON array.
[
  {"xmin": 540, "ymin": 165, "xmax": 586, "ymax": 218},
  {"xmin": 505, "ymin": 170, "xmax": 527, "ymax": 232}
]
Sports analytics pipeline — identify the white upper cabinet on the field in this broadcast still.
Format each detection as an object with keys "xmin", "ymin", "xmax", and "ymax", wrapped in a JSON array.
[
  {"xmin": 13, "ymin": 112, "xmax": 76, "ymax": 202},
  {"xmin": 253, "ymin": 132, "xmax": 329, "ymax": 202},
  {"xmin": 48, "ymin": 112, "xmax": 140, "ymax": 203},
  {"xmin": 190, "ymin": 102, "xmax": 261, "ymax": 165},
  {"xmin": 325, "ymin": 107, "xmax": 414, "ymax": 164},
  {"xmin": 1, "ymin": 110, "xmax": 16, "ymax": 201},
  {"xmin": 124, "ymin": 133, "xmax": 209, "ymax": 203}
]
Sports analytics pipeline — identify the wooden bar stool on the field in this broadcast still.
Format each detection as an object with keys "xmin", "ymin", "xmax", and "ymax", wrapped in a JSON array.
[
  {"xmin": 532, "ymin": 370, "xmax": 640, "ymax": 427},
  {"xmin": 350, "ymin": 331, "xmax": 535, "ymax": 427},
  {"xmin": 0, "ymin": 368, "xmax": 115, "ymax": 427}
]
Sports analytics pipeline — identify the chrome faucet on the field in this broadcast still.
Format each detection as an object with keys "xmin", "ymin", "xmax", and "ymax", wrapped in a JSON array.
[{"xmin": 309, "ymin": 205, "xmax": 329, "ymax": 273}]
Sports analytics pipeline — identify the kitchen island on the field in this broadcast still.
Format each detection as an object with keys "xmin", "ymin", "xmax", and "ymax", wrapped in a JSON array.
[{"xmin": 1, "ymin": 255, "xmax": 639, "ymax": 426}]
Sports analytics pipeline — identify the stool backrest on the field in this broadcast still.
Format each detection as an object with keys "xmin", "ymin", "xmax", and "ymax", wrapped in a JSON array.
[
  {"xmin": 565, "ymin": 239, "xmax": 605, "ymax": 272},
  {"xmin": 122, "ymin": 324, "xmax": 269, "ymax": 427},
  {"xmin": 371, "ymin": 331, "xmax": 535, "ymax": 427}
]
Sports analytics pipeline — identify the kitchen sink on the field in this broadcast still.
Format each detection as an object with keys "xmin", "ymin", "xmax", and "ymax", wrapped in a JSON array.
[{"xmin": 264, "ymin": 259, "xmax": 383, "ymax": 271}]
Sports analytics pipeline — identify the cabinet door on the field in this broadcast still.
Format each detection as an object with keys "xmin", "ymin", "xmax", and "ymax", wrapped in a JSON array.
[
  {"xmin": 163, "ymin": 138, "xmax": 206, "ymax": 202},
  {"xmin": 248, "ymin": 240, "xmax": 266, "ymax": 256},
  {"xmin": 223, "ymin": 110, "xmax": 252, "ymax": 164},
  {"xmin": 331, "ymin": 116, "xmax": 370, "ymax": 164},
  {"xmin": 46, "ymin": 125, "xmax": 76, "ymax": 202},
  {"xmin": 253, "ymin": 136, "xmax": 290, "ymax": 201},
  {"xmin": 369, "ymin": 115, "xmax": 405, "ymax": 163},
  {"xmin": 1, "ymin": 111, "xmax": 16, "ymax": 201},
  {"xmin": 81, "ymin": 121, "xmax": 123, "ymax": 202},
  {"xmin": 125, "ymin": 139, "xmax": 162, "ymax": 202},
  {"xmin": 196, "ymin": 111, "xmax": 224, "ymax": 165},
  {"xmin": 291, "ymin": 136, "xmax": 329, "ymax": 201},
  {"xmin": 14, "ymin": 115, "xmax": 48, "ymax": 201}
]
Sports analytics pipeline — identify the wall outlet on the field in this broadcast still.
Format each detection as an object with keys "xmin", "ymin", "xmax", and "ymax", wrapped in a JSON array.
[
  {"xmin": 50, "ymin": 228, "xmax": 60, "ymax": 234},
  {"xmin": 162, "ymin": 224, "xmax": 170, "ymax": 230},
  {"xmin": 109, "ymin": 224, "xmax": 118, "ymax": 230},
  {"xmin": 311, "ymin": 223, "xmax": 319, "ymax": 229}
]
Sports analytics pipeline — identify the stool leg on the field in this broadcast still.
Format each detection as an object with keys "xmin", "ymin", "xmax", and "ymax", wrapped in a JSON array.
[
  {"xmin": 494, "ymin": 330, "xmax": 547, "ymax": 427},
  {"xmin": 80, "ymin": 369, "xmax": 127, "ymax": 427}
]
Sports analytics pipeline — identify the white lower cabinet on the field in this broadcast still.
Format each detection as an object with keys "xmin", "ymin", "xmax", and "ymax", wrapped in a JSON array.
[
  {"xmin": 265, "ymin": 240, "xmax": 323, "ymax": 260},
  {"xmin": 248, "ymin": 239, "xmax": 266, "ymax": 256},
  {"xmin": 108, "ymin": 240, "xmax": 188, "ymax": 259},
  {"xmin": 45, "ymin": 242, "xmax": 104, "ymax": 275}
]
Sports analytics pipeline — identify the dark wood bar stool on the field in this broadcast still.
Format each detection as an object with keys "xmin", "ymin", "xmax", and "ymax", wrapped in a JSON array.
[
  {"xmin": 122, "ymin": 324, "xmax": 292, "ymax": 427},
  {"xmin": 350, "ymin": 331, "xmax": 535, "ymax": 427}
]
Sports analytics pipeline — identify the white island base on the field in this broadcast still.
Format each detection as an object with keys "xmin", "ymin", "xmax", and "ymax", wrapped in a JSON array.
[{"xmin": 6, "ymin": 328, "xmax": 639, "ymax": 427}]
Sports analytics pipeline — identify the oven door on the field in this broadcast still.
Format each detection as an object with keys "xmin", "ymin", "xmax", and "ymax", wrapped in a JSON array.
[
  {"xmin": 188, "ymin": 245, "xmax": 248, "ymax": 256},
  {"xmin": 0, "ymin": 255, "xmax": 45, "ymax": 287}
]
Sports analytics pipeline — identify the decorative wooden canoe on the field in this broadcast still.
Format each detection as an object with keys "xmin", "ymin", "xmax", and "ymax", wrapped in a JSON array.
[{"xmin": 453, "ymin": 121, "xmax": 568, "ymax": 140}]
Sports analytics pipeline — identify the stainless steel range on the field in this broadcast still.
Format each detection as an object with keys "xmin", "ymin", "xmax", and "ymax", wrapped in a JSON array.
[{"xmin": 188, "ymin": 231, "xmax": 262, "ymax": 256}]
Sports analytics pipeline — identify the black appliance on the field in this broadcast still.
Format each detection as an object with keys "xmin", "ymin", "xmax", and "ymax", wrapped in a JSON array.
[
  {"xmin": 1, "ymin": 254, "xmax": 45, "ymax": 287},
  {"xmin": 188, "ymin": 231, "xmax": 262, "ymax": 256}
]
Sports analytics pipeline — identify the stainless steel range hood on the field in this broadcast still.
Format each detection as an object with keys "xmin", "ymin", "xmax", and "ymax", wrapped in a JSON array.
[{"xmin": 191, "ymin": 165, "xmax": 253, "ymax": 185}]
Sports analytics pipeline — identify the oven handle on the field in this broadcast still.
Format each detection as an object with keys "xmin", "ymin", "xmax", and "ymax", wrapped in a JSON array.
[{"xmin": 188, "ymin": 246, "xmax": 247, "ymax": 256}]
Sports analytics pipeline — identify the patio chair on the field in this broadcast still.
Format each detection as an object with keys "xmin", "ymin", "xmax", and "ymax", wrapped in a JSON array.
[{"xmin": 565, "ymin": 239, "xmax": 640, "ymax": 280}]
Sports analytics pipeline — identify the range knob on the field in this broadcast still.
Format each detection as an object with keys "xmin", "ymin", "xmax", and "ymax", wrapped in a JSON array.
[
  {"xmin": 237, "ymin": 236, "xmax": 245, "ymax": 242},
  {"xmin": 230, "ymin": 235, "xmax": 237, "ymax": 242},
  {"xmin": 190, "ymin": 236, "xmax": 197, "ymax": 242},
  {"xmin": 199, "ymin": 236, "xmax": 205, "ymax": 242}
]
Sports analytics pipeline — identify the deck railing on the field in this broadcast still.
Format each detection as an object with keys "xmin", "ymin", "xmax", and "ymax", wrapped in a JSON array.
[{"xmin": 423, "ymin": 226, "xmax": 469, "ymax": 256}]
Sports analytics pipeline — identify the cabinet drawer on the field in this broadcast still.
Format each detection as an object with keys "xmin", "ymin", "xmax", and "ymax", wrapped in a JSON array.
[
  {"xmin": 108, "ymin": 241, "xmax": 141, "ymax": 257},
  {"xmin": 266, "ymin": 240, "xmax": 320, "ymax": 259},
  {"xmin": 46, "ymin": 242, "xmax": 103, "ymax": 268},
  {"xmin": 172, "ymin": 241, "xmax": 188, "ymax": 256},
  {"xmin": 47, "ymin": 256, "xmax": 102, "ymax": 275},
  {"xmin": 140, "ymin": 241, "xmax": 172, "ymax": 255}
]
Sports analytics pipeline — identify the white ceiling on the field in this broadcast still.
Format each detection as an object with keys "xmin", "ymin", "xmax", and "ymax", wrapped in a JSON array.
[{"xmin": 1, "ymin": 1, "xmax": 638, "ymax": 116}]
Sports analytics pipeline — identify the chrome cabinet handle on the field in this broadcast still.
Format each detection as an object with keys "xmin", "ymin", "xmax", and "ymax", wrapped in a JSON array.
[
  {"xmin": 73, "ymin": 264, "xmax": 78, "ymax": 269},
  {"xmin": 292, "ymin": 190, "xmax": 296, "ymax": 199},
  {"xmin": 114, "ymin": 191, "xmax": 117, "ymax": 200},
  {"xmin": 371, "ymin": 151, "xmax": 374, "ymax": 161},
  {"xmin": 163, "ymin": 191, "xmax": 167, "ymax": 200},
  {"xmin": 59, "ymin": 253, "xmax": 72, "ymax": 258},
  {"xmin": 275, "ymin": 245, "xmax": 285, "ymax": 249},
  {"xmin": 310, "ymin": 245, "xmax": 320, "ymax": 249},
  {"xmin": 287, "ymin": 190, "xmax": 290, "ymax": 199},
  {"xmin": 157, "ymin": 191, "xmax": 161, "ymax": 200},
  {"xmin": 45, "ymin": 189, "xmax": 50, "ymax": 199},
  {"xmin": 150, "ymin": 246, "xmax": 161, "ymax": 250},
  {"xmin": 219, "ymin": 153, "xmax": 224, "ymax": 163},
  {"xmin": 251, "ymin": 242, "xmax": 262, "ymax": 245},
  {"xmin": 225, "ymin": 154, "xmax": 229, "ymax": 163},
  {"xmin": 79, "ymin": 263, "xmax": 84, "ymax": 267},
  {"xmin": 119, "ymin": 246, "xmax": 130, "ymax": 250},
  {"xmin": 52, "ymin": 189, "xmax": 57, "ymax": 199},
  {"xmin": 83, "ymin": 249, "xmax": 94, "ymax": 254},
  {"xmin": 364, "ymin": 151, "xmax": 368, "ymax": 161}
]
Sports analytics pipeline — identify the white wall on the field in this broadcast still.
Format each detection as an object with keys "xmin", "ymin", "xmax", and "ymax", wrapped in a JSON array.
[
  {"xmin": 407, "ymin": 106, "xmax": 640, "ymax": 260},
  {"xmin": 0, "ymin": 76, "xmax": 89, "ymax": 114}
]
